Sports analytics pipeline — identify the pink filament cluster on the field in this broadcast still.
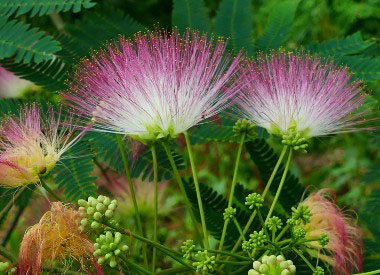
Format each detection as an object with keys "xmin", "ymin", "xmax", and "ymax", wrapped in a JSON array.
[
  {"xmin": 302, "ymin": 189, "xmax": 363, "ymax": 274},
  {"xmin": 236, "ymin": 52, "xmax": 366, "ymax": 137},
  {"xmin": 0, "ymin": 105, "xmax": 77, "ymax": 187},
  {"xmin": 64, "ymin": 30, "xmax": 241, "ymax": 140}
]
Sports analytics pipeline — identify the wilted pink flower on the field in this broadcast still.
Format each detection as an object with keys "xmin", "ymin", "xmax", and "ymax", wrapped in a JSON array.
[
  {"xmin": 64, "ymin": 29, "xmax": 241, "ymax": 142},
  {"xmin": 301, "ymin": 189, "xmax": 363, "ymax": 274},
  {"xmin": 0, "ymin": 67, "xmax": 34, "ymax": 98},
  {"xmin": 236, "ymin": 52, "xmax": 368, "ymax": 138},
  {"xmin": 0, "ymin": 105, "xmax": 81, "ymax": 187}
]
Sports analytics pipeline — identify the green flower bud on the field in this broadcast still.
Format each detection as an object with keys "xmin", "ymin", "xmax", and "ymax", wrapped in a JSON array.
[
  {"xmin": 248, "ymin": 270, "xmax": 259, "ymax": 275},
  {"xmin": 103, "ymin": 197, "xmax": 111, "ymax": 206},
  {"xmin": 108, "ymin": 203, "xmax": 117, "ymax": 211},
  {"xmin": 87, "ymin": 207, "xmax": 95, "ymax": 215},
  {"xmin": 91, "ymin": 221, "xmax": 100, "ymax": 229},
  {"xmin": 93, "ymin": 212, "xmax": 103, "ymax": 221},
  {"xmin": 96, "ymin": 203, "xmax": 106, "ymax": 212},
  {"xmin": 122, "ymin": 245, "xmax": 129, "ymax": 251},
  {"xmin": 105, "ymin": 209, "xmax": 114, "ymax": 218},
  {"xmin": 259, "ymin": 264, "xmax": 268, "ymax": 273},
  {"xmin": 78, "ymin": 199, "xmax": 88, "ymax": 207},
  {"xmin": 80, "ymin": 218, "xmax": 89, "ymax": 226},
  {"xmin": 97, "ymin": 195, "xmax": 105, "ymax": 202},
  {"xmin": 291, "ymin": 204, "xmax": 311, "ymax": 224},
  {"xmin": 223, "ymin": 207, "xmax": 236, "ymax": 221},
  {"xmin": 109, "ymin": 258, "xmax": 117, "ymax": 268},
  {"xmin": 319, "ymin": 233, "xmax": 329, "ymax": 247}
]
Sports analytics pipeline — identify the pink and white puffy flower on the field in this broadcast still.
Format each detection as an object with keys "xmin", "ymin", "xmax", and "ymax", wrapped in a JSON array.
[
  {"xmin": 0, "ymin": 105, "xmax": 80, "ymax": 187},
  {"xmin": 301, "ymin": 189, "xmax": 363, "ymax": 274},
  {"xmin": 0, "ymin": 67, "xmax": 34, "ymax": 98},
  {"xmin": 64, "ymin": 29, "xmax": 241, "ymax": 142},
  {"xmin": 236, "ymin": 52, "xmax": 368, "ymax": 138}
]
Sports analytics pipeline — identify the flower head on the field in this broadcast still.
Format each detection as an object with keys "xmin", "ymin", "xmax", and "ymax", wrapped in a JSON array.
[
  {"xmin": 0, "ymin": 104, "xmax": 80, "ymax": 187},
  {"xmin": 18, "ymin": 202, "xmax": 95, "ymax": 274},
  {"xmin": 0, "ymin": 67, "xmax": 34, "ymax": 98},
  {"xmin": 300, "ymin": 189, "xmax": 363, "ymax": 274},
  {"xmin": 236, "ymin": 52, "xmax": 368, "ymax": 140},
  {"xmin": 64, "ymin": 29, "xmax": 241, "ymax": 142}
]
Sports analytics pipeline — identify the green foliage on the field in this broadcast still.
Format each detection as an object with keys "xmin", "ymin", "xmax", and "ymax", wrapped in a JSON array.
[
  {"xmin": 189, "ymin": 115, "xmax": 268, "ymax": 144},
  {"xmin": 255, "ymin": 0, "xmax": 299, "ymax": 51},
  {"xmin": 84, "ymin": 132, "xmax": 185, "ymax": 182},
  {"xmin": 245, "ymin": 139, "xmax": 306, "ymax": 211},
  {"xmin": 0, "ymin": 18, "xmax": 61, "ymax": 63},
  {"xmin": 306, "ymin": 32, "xmax": 374, "ymax": 55},
  {"xmin": 52, "ymin": 141, "xmax": 97, "ymax": 201},
  {"xmin": 184, "ymin": 179, "xmax": 260, "ymax": 248},
  {"xmin": 215, "ymin": 0, "xmax": 254, "ymax": 55},
  {"xmin": 0, "ymin": 0, "xmax": 95, "ymax": 17},
  {"xmin": 65, "ymin": 6, "xmax": 145, "ymax": 50},
  {"xmin": 360, "ymin": 189, "xmax": 380, "ymax": 271},
  {"xmin": 172, "ymin": 0, "xmax": 210, "ymax": 33}
]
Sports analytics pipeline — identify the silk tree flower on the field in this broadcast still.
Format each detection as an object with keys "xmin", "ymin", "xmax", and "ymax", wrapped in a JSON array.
[
  {"xmin": 64, "ymin": 29, "xmax": 241, "ymax": 142},
  {"xmin": 18, "ymin": 202, "xmax": 97, "ymax": 275},
  {"xmin": 236, "ymin": 52, "xmax": 368, "ymax": 141},
  {"xmin": 300, "ymin": 189, "xmax": 362, "ymax": 275},
  {"xmin": 0, "ymin": 105, "xmax": 81, "ymax": 187},
  {"xmin": 0, "ymin": 67, "xmax": 34, "ymax": 98}
]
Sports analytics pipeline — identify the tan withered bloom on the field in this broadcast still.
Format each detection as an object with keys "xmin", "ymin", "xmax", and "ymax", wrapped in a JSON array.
[{"xmin": 18, "ymin": 202, "xmax": 96, "ymax": 274}]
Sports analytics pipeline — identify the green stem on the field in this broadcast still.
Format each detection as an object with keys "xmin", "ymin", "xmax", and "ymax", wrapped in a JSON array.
[
  {"xmin": 354, "ymin": 270, "xmax": 380, "ymax": 275},
  {"xmin": 216, "ymin": 260, "xmax": 252, "ymax": 265},
  {"xmin": 161, "ymin": 141, "xmax": 203, "ymax": 246},
  {"xmin": 157, "ymin": 267, "xmax": 191, "ymax": 274},
  {"xmin": 40, "ymin": 178, "xmax": 63, "ymax": 202},
  {"xmin": 120, "ymin": 254, "xmax": 154, "ymax": 275},
  {"xmin": 232, "ymin": 218, "xmax": 246, "ymax": 242},
  {"xmin": 151, "ymin": 144, "xmax": 158, "ymax": 273},
  {"xmin": 0, "ymin": 186, "xmax": 27, "ymax": 224},
  {"xmin": 275, "ymin": 224, "xmax": 290, "ymax": 242},
  {"xmin": 229, "ymin": 146, "xmax": 288, "ymax": 255},
  {"xmin": 115, "ymin": 134, "xmax": 148, "ymax": 268},
  {"xmin": 184, "ymin": 131, "xmax": 209, "ymax": 249},
  {"xmin": 0, "ymin": 245, "xmax": 16, "ymax": 263},
  {"xmin": 256, "ymin": 210, "xmax": 270, "ymax": 238},
  {"xmin": 292, "ymin": 248, "xmax": 315, "ymax": 272},
  {"xmin": 217, "ymin": 133, "xmax": 246, "ymax": 258},
  {"xmin": 206, "ymin": 249, "xmax": 250, "ymax": 261},
  {"xmin": 265, "ymin": 147, "xmax": 292, "ymax": 223}
]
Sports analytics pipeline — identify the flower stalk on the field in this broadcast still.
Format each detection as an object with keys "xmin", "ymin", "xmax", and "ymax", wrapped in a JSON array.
[
  {"xmin": 217, "ymin": 132, "xmax": 246, "ymax": 258},
  {"xmin": 184, "ymin": 131, "xmax": 209, "ymax": 249},
  {"xmin": 39, "ymin": 178, "xmax": 63, "ymax": 202},
  {"xmin": 151, "ymin": 143, "xmax": 158, "ymax": 272},
  {"xmin": 115, "ymin": 134, "xmax": 148, "ymax": 267}
]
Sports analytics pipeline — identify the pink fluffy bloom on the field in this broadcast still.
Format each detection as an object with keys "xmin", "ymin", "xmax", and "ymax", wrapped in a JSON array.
[
  {"xmin": 64, "ymin": 29, "xmax": 241, "ymax": 142},
  {"xmin": 301, "ymin": 189, "xmax": 363, "ymax": 274},
  {"xmin": 0, "ymin": 67, "xmax": 34, "ymax": 98},
  {"xmin": 236, "ymin": 52, "xmax": 368, "ymax": 138},
  {"xmin": 0, "ymin": 105, "xmax": 81, "ymax": 187}
]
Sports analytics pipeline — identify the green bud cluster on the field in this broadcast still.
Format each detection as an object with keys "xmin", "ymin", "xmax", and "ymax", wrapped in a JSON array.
[
  {"xmin": 319, "ymin": 233, "xmax": 329, "ymax": 247},
  {"xmin": 180, "ymin": 240, "xmax": 196, "ymax": 259},
  {"xmin": 93, "ymin": 231, "xmax": 129, "ymax": 268},
  {"xmin": 78, "ymin": 195, "xmax": 118, "ymax": 231},
  {"xmin": 242, "ymin": 240, "xmax": 254, "ymax": 253},
  {"xmin": 248, "ymin": 255, "xmax": 296, "ymax": 275},
  {"xmin": 192, "ymin": 250, "xmax": 215, "ymax": 274},
  {"xmin": 291, "ymin": 204, "xmax": 311, "ymax": 224},
  {"xmin": 233, "ymin": 119, "xmax": 256, "ymax": 140},
  {"xmin": 313, "ymin": 266, "xmax": 325, "ymax": 275},
  {"xmin": 245, "ymin": 193, "xmax": 264, "ymax": 209},
  {"xmin": 249, "ymin": 230, "xmax": 267, "ymax": 248},
  {"xmin": 293, "ymin": 226, "xmax": 306, "ymax": 239},
  {"xmin": 267, "ymin": 216, "xmax": 283, "ymax": 232},
  {"xmin": 223, "ymin": 207, "xmax": 236, "ymax": 221},
  {"xmin": 0, "ymin": 262, "xmax": 15, "ymax": 274},
  {"xmin": 286, "ymin": 218, "xmax": 297, "ymax": 226},
  {"xmin": 281, "ymin": 122, "xmax": 308, "ymax": 153}
]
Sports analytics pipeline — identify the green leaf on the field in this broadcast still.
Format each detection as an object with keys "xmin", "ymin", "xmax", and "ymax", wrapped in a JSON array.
[
  {"xmin": 215, "ymin": 0, "xmax": 254, "ymax": 55},
  {"xmin": 84, "ymin": 132, "xmax": 185, "ymax": 182},
  {"xmin": 0, "ymin": 0, "xmax": 95, "ymax": 17},
  {"xmin": 53, "ymin": 141, "xmax": 97, "ymax": 201},
  {"xmin": 306, "ymin": 32, "xmax": 374, "ymax": 56},
  {"xmin": 184, "ymin": 179, "xmax": 261, "ymax": 248},
  {"xmin": 256, "ymin": 0, "xmax": 299, "ymax": 51},
  {"xmin": 0, "ymin": 18, "xmax": 61, "ymax": 63},
  {"xmin": 245, "ymin": 139, "xmax": 306, "ymax": 211},
  {"xmin": 335, "ymin": 55, "xmax": 380, "ymax": 81},
  {"xmin": 172, "ymin": 0, "xmax": 210, "ymax": 33},
  {"xmin": 189, "ymin": 115, "xmax": 268, "ymax": 145},
  {"xmin": 65, "ymin": 6, "xmax": 145, "ymax": 50}
]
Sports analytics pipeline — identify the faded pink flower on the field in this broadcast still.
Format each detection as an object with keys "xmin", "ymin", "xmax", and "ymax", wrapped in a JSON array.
[
  {"xmin": 236, "ymin": 52, "xmax": 368, "ymax": 138},
  {"xmin": 0, "ymin": 67, "xmax": 34, "ymax": 98},
  {"xmin": 301, "ymin": 189, "xmax": 363, "ymax": 274},
  {"xmin": 0, "ymin": 105, "xmax": 81, "ymax": 187},
  {"xmin": 64, "ymin": 29, "xmax": 241, "ymax": 142}
]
